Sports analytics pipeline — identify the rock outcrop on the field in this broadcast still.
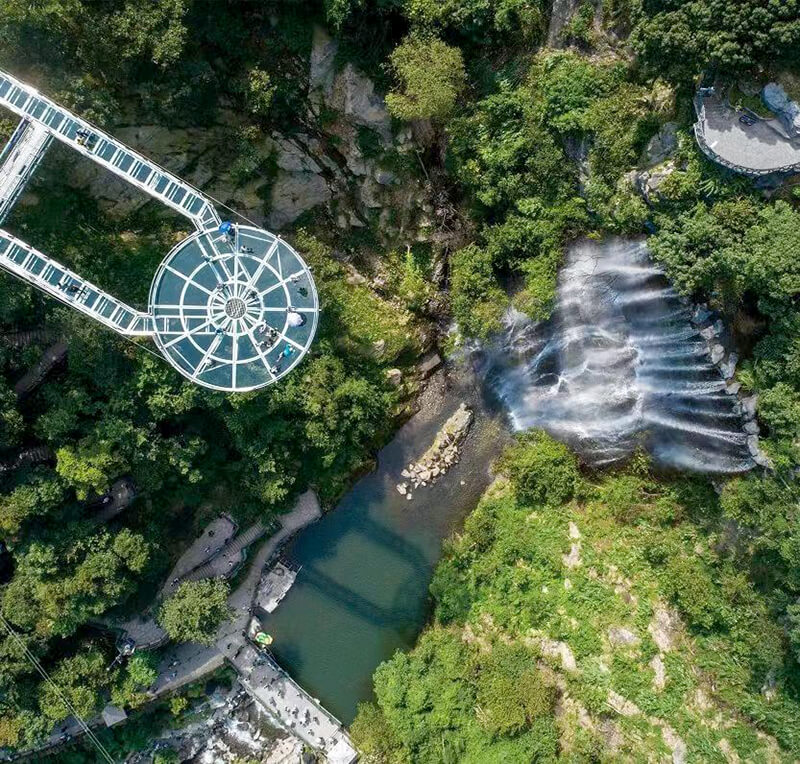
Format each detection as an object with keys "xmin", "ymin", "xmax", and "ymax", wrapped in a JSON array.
[
  {"xmin": 627, "ymin": 160, "xmax": 677, "ymax": 204},
  {"xmin": 396, "ymin": 403, "xmax": 473, "ymax": 500},
  {"xmin": 689, "ymin": 303, "xmax": 769, "ymax": 467},
  {"xmin": 55, "ymin": 24, "xmax": 430, "ymax": 244},
  {"xmin": 640, "ymin": 122, "xmax": 678, "ymax": 168}
]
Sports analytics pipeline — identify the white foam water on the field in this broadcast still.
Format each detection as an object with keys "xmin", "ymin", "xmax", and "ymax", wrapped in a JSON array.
[{"xmin": 484, "ymin": 237, "xmax": 754, "ymax": 473}]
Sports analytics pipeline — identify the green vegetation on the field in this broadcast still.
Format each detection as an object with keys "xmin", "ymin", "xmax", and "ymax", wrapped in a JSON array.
[
  {"xmin": 0, "ymin": 198, "xmax": 413, "ymax": 739},
  {"xmin": 728, "ymin": 83, "xmax": 774, "ymax": 119},
  {"xmin": 446, "ymin": 48, "xmax": 665, "ymax": 334},
  {"xmin": 50, "ymin": 665, "xmax": 238, "ymax": 763},
  {"xmin": 1, "ymin": 0, "xmax": 800, "ymax": 756},
  {"xmin": 0, "ymin": 2, "xmax": 424, "ymax": 744},
  {"xmin": 355, "ymin": 434, "xmax": 800, "ymax": 761},
  {"xmin": 158, "ymin": 580, "xmax": 231, "ymax": 646},
  {"xmin": 631, "ymin": 1, "xmax": 800, "ymax": 78},
  {"xmin": 648, "ymin": 196, "xmax": 800, "ymax": 564},
  {"xmin": 386, "ymin": 35, "xmax": 466, "ymax": 121}
]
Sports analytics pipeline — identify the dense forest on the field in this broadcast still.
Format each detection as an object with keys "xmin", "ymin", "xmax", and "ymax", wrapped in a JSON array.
[
  {"xmin": 0, "ymin": 0, "xmax": 427, "ymax": 750},
  {"xmin": 344, "ymin": 0, "xmax": 800, "ymax": 761},
  {"xmin": 0, "ymin": 0, "xmax": 799, "ymax": 760}
]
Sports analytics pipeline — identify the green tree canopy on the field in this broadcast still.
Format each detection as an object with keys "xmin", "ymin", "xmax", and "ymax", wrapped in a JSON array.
[
  {"xmin": 158, "ymin": 579, "xmax": 231, "ymax": 646},
  {"xmin": 498, "ymin": 429, "xmax": 581, "ymax": 507},
  {"xmin": 38, "ymin": 649, "xmax": 109, "ymax": 722},
  {"xmin": 449, "ymin": 244, "xmax": 507, "ymax": 339},
  {"xmin": 632, "ymin": 0, "xmax": 800, "ymax": 76},
  {"xmin": 0, "ymin": 378, "xmax": 22, "ymax": 451},
  {"xmin": 2, "ymin": 530, "xmax": 151, "ymax": 637},
  {"xmin": 111, "ymin": 653, "xmax": 158, "ymax": 710},
  {"xmin": 386, "ymin": 35, "xmax": 466, "ymax": 122}
]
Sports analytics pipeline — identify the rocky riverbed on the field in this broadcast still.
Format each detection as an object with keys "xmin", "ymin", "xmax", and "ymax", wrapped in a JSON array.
[
  {"xmin": 396, "ymin": 402, "xmax": 473, "ymax": 500},
  {"xmin": 126, "ymin": 682, "xmax": 308, "ymax": 764}
]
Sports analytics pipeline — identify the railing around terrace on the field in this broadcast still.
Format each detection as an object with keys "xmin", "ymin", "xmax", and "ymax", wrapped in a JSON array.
[
  {"xmin": 693, "ymin": 94, "xmax": 800, "ymax": 177},
  {"xmin": 694, "ymin": 120, "xmax": 800, "ymax": 176}
]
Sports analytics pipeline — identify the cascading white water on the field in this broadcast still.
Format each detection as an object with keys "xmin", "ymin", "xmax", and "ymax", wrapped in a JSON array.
[{"xmin": 485, "ymin": 237, "xmax": 754, "ymax": 473}]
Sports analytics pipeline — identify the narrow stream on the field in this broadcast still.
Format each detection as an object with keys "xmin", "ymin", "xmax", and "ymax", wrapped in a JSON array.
[{"xmin": 262, "ymin": 370, "xmax": 509, "ymax": 723}]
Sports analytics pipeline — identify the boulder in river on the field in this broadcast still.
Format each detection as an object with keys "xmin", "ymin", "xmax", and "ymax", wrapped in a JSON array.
[
  {"xmin": 419, "ymin": 352, "xmax": 442, "ymax": 378},
  {"xmin": 403, "ymin": 403, "xmax": 473, "ymax": 493}
]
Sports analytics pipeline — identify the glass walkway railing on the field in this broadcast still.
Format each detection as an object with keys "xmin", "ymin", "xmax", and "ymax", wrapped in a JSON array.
[
  {"xmin": 0, "ymin": 68, "xmax": 318, "ymax": 392},
  {"xmin": 0, "ymin": 119, "xmax": 51, "ymax": 224},
  {"xmin": 0, "ymin": 70, "xmax": 220, "ymax": 229},
  {"xmin": 0, "ymin": 229, "xmax": 153, "ymax": 335}
]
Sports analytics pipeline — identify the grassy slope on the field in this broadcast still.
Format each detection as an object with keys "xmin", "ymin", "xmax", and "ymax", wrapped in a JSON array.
[{"xmin": 355, "ymin": 439, "xmax": 800, "ymax": 762}]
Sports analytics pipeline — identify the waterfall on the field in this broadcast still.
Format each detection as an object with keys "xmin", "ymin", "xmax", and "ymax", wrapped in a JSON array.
[{"xmin": 484, "ymin": 237, "xmax": 754, "ymax": 473}]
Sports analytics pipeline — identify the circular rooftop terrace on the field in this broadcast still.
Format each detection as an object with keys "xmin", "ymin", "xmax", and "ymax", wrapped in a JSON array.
[{"xmin": 149, "ymin": 224, "xmax": 318, "ymax": 392}]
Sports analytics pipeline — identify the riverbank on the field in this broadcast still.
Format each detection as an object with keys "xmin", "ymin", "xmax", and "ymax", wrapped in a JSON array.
[
  {"xmin": 20, "ymin": 493, "xmax": 325, "ymax": 762},
  {"xmin": 263, "ymin": 364, "xmax": 512, "ymax": 723}
]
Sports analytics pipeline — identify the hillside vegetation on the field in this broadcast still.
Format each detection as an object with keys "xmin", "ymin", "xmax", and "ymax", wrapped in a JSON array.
[
  {"xmin": 353, "ymin": 434, "xmax": 800, "ymax": 762},
  {"xmin": 342, "ymin": 0, "xmax": 800, "ymax": 760}
]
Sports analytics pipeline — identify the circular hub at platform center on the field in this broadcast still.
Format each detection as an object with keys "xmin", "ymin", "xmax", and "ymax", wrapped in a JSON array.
[
  {"xmin": 149, "ymin": 225, "xmax": 319, "ymax": 392},
  {"xmin": 224, "ymin": 297, "xmax": 246, "ymax": 319}
]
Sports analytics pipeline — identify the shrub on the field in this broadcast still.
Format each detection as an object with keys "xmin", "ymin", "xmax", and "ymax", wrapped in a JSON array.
[
  {"xmin": 158, "ymin": 579, "xmax": 231, "ymax": 646},
  {"xmin": 663, "ymin": 556, "xmax": 723, "ymax": 630},
  {"xmin": 449, "ymin": 244, "xmax": 507, "ymax": 339},
  {"xmin": 475, "ymin": 644, "xmax": 555, "ymax": 735},
  {"xmin": 499, "ymin": 430, "xmax": 580, "ymax": 507},
  {"xmin": 386, "ymin": 35, "xmax": 466, "ymax": 122}
]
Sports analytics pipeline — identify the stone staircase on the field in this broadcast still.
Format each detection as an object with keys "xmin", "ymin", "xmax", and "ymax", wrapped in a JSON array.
[
  {"xmin": 182, "ymin": 522, "xmax": 268, "ymax": 582},
  {"xmin": 0, "ymin": 446, "xmax": 54, "ymax": 475},
  {"xmin": 1, "ymin": 327, "xmax": 56, "ymax": 348},
  {"xmin": 14, "ymin": 339, "xmax": 67, "ymax": 397}
]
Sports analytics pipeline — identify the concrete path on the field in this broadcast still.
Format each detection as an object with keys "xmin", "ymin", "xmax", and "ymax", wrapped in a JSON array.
[
  {"xmin": 151, "ymin": 642, "xmax": 224, "ymax": 696},
  {"xmin": 215, "ymin": 490, "xmax": 322, "ymax": 659},
  {"xmin": 91, "ymin": 477, "xmax": 137, "ymax": 524},
  {"xmin": 236, "ymin": 646, "xmax": 357, "ymax": 764},
  {"xmin": 182, "ymin": 521, "xmax": 267, "ymax": 582},
  {"xmin": 14, "ymin": 339, "xmax": 67, "ymax": 397},
  {"xmin": 18, "ymin": 491, "xmax": 342, "ymax": 763},
  {"xmin": 113, "ymin": 515, "xmax": 237, "ymax": 647},
  {"xmin": 163, "ymin": 515, "xmax": 238, "ymax": 594},
  {"xmin": 112, "ymin": 614, "xmax": 168, "ymax": 651}
]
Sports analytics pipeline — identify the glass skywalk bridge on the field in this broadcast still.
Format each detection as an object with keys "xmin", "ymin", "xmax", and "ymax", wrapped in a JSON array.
[{"xmin": 0, "ymin": 69, "xmax": 318, "ymax": 392}]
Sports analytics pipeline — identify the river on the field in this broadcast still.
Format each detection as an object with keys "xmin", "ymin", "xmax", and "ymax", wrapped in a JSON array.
[{"xmin": 262, "ymin": 367, "xmax": 510, "ymax": 724}]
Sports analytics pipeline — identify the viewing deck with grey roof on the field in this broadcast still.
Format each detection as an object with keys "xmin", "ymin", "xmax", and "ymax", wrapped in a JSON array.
[{"xmin": 694, "ymin": 90, "xmax": 800, "ymax": 176}]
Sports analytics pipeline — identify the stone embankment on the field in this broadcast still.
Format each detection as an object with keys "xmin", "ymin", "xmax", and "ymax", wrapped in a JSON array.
[
  {"xmin": 396, "ymin": 402, "xmax": 473, "ymax": 500},
  {"xmin": 690, "ymin": 303, "xmax": 769, "ymax": 468}
]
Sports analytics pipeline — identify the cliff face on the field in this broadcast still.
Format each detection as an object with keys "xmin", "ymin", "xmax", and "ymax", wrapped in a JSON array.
[{"xmin": 57, "ymin": 25, "xmax": 431, "ymax": 245}]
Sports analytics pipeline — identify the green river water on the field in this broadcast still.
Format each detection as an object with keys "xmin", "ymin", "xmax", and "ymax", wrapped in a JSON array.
[{"xmin": 262, "ymin": 369, "xmax": 509, "ymax": 724}]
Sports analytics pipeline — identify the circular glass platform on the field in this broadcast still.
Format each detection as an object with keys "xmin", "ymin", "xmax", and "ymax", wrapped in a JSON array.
[{"xmin": 148, "ymin": 224, "xmax": 319, "ymax": 392}]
